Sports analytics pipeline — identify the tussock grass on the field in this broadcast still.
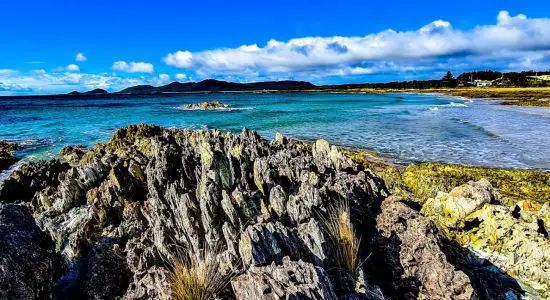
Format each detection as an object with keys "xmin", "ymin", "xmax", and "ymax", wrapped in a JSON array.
[
  {"xmin": 321, "ymin": 200, "xmax": 361, "ymax": 279},
  {"xmin": 168, "ymin": 247, "xmax": 233, "ymax": 300}
]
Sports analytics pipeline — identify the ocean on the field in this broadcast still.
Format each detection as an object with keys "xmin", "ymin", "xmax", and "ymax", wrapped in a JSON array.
[{"xmin": 1, "ymin": 92, "xmax": 550, "ymax": 170}]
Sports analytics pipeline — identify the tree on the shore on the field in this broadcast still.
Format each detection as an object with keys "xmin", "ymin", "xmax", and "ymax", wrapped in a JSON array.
[{"xmin": 441, "ymin": 71, "xmax": 454, "ymax": 81}]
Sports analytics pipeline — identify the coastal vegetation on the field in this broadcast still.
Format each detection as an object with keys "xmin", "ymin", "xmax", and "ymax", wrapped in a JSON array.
[{"xmin": 168, "ymin": 247, "xmax": 233, "ymax": 300}]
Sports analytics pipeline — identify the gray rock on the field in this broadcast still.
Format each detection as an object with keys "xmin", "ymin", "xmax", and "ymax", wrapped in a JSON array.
[
  {"xmin": 231, "ymin": 257, "xmax": 337, "ymax": 300},
  {"xmin": 0, "ymin": 203, "xmax": 59, "ymax": 299},
  {"xmin": 376, "ymin": 196, "xmax": 474, "ymax": 299}
]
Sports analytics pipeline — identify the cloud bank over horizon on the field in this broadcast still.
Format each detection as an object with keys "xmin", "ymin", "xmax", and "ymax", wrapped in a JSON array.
[
  {"xmin": 163, "ymin": 10, "xmax": 550, "ymax": 78},
  {"xmin": 2, "ymin": 10, "xmax": 550, "ymax": 95}
]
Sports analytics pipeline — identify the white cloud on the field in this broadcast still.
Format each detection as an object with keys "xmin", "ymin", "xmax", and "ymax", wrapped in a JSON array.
[
  {"xmin": 159, "ymin": 74, "xmax": 170, "ymax": 82},
  {"xmin": 163, "ymin": 51, "xmax": 193, "ymax": 68},
  {"xmin": 76, "ymin": 52, "xmax": 87, "ymax": 62},
  {"xmin": 163, "ymin": 10, "xmax": 550, "ymax": 78},
  {"xmin": 0, "ymin": 69, "xmax": 19, "ymax": 76},
  {"xmin": 0, "ymin": 69, "xmax": 155, "ymax": 95},
  {"xmin": 66, "ymin": 64, "xmax": 80, "ymax": 72},
  {"xmin": 175, "ymin": 73, "xmax": 187, "ymax": 80},
  {"xmin": 112, "ymin": 61, "xmax": 154, "ymax": 73}
]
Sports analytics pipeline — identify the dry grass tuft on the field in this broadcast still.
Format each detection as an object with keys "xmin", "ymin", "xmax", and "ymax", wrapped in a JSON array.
[
  {"xmin": 321, "ymin": 199, "xmax": 361, "ymax": 278},
  {"xmin": 168, "ymin": 247, "xmax": 232, "ymax": 300}
]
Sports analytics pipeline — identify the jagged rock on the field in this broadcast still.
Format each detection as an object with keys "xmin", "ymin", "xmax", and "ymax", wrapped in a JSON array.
[
  {"xmin": 0, "ymin": 159, "xmax": 70, "ymax": 203},
  {"xmin": 0, "ymin": 141, "xmax": 18, "ymax": 171},
  {"xmin": 60, "ymin": 145, "xmax": 87, "ymax": 164},
  {"xmin": 238, "ymin": 222, "xmax": 301, "ymax": 267},
  {"xmin": 312, "ymin": 139, "xmax": 354, "ymax": 173},
  {"xmin": 422, "ymin": 180, "xmax": 550, "ymax": 298},
  {"xmin": 79, "ymin": 241, "xmax": 132, "ymax": 299},
  {"xmin": 376, "ymin": 196, "xmax": 474, "ymax": 299},
  {"xmin": 0, "ymin": 203, "xmax": 59, "ymax": 299},
  {"xmin": 231, "ymin": 257, "xmax": 337, "ymax": 300}
]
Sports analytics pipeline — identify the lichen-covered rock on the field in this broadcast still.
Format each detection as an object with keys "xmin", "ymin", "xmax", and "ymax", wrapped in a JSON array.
[
  {"xmin": 421, "ymin": 179, "xmax": 498, "ymax": 230},
  {"xmin": 0, "ymin": 203, "xmax": 59, "ymax": 299},
  {"xmin": 376, "ymin": 196, "xmax": 474, "ymax": 299},
  {"xmin": 422, "ymin": 180, "xmax": 550, "ymax": 298},
  {"xmin": 231, "ymin": 257, "xmax": 337, "ymax": 300}
]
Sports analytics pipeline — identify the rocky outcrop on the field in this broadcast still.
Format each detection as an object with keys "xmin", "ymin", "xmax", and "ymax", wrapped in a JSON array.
[
  {"xmin": 0, "ymin": 125, "xmax": 542, "ymax": 299},
  {"xmin": 376, "ymin": 197, "xmax": 474, "ymax": 299},
  {"xmin": 0, "ymin": 203, "xmax": 59, "ymax": 299},
  {"xmin": 179, "ymin": 100, "xmax": 228, "ymax": 110},
  {"xmin": 422, "ymin": 180, "xmax": 549, "ymax": 298},
  {"xmin": 0, "ymin": 140, "xmax": 18, "ymax": 171}
]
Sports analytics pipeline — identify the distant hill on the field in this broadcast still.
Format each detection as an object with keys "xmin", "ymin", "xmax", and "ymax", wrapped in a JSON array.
[
  {"xmin": 68, "ymin": 88, "xmax": 109, "ymax": 95},
  {"xmin": 117, "ymin": 79, "xmax": 315, "ymax": 94}
]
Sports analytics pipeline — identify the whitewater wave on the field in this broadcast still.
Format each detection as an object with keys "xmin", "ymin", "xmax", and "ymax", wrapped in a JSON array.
[{"xmin": 432, "ymin": 101, "xmax": 469, "ymax": 108}]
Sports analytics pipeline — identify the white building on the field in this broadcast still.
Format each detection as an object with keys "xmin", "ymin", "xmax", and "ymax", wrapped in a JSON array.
[{"xmin": 469, "ymin": 80, "xmax": 493, "ymax": 87}]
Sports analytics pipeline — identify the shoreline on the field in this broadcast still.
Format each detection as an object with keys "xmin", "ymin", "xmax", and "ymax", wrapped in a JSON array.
[
  {"xmin": 2, "ymin": 87, "xmax": 550, "ymax": 107},
  {"xmin": 3, "ymin": 131, "xmax": 549, "ymax": 209}
]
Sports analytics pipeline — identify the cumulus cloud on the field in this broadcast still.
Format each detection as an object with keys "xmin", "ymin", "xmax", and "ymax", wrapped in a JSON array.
[
  {"xmin": 76, "ymin": 52, "xmax": 87, "ymax": 62},
  {"xmin": 175, "ymin": 73, "xmax": 187, "ymax": 81},
  {"xmin": 112, "ymin": 61, "xmax": 154, "ymax": 73},
  {"xmin": 0, "ymin": 69, "xmax": 154, "ymax": 95},
  {"xmin": 66, "ymin": 64, "xmax": 80, "ymax": 72},
  {"xmin": 159, "ymin": 74, "xmax": 170, "ymax": 82},
  {"xmin": 163, "ymin": 10, "xmax": 550, "ymax": 78},
  {"xmin": 0, "ymin": 69, "xmax": 19, "ymax": 76}
]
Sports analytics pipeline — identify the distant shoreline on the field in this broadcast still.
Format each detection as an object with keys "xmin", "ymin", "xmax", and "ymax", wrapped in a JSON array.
[{"xmin": 2, "ymin": 86, "xmax": 550, "ymax": 107}]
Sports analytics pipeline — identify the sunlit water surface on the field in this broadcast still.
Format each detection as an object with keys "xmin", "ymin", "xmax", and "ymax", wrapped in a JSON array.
[{"xmin": 1, "ymin": 92, "xmax": 549, "ymax": 171}]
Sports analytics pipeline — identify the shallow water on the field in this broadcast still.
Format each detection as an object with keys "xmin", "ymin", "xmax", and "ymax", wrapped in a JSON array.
[{"xmin": 1, "ymin": 92, "xmax": 550, "ymax": 170}]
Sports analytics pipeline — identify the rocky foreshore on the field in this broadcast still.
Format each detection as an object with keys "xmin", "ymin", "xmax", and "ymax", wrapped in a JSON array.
[{"xmin": 0, "ymin": 124, "xmax": 547, "ymax": 299}]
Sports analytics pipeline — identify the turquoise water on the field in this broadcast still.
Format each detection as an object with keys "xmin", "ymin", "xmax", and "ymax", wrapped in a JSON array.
[{"xmin": 1, "ymin": 92, "xmax": 550, "ymax": 170}]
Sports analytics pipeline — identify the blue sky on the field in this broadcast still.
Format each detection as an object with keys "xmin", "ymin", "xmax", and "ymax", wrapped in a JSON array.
[{"xmin": 1, "ymin": 0, "xmax": 550, "ymax": 94}]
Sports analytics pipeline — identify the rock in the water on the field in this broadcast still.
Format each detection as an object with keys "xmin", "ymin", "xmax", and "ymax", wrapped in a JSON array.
[
  {"xmin": 180, "ymin": 100, "xmax": 228, "ymax": 110},
  {"xmin": 231, "ymin": 257, "xmax": 337, "ymax": 300},
  {"xmin": 0, "ymin": 203, "xmax": 59, "ymax": 299}
]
